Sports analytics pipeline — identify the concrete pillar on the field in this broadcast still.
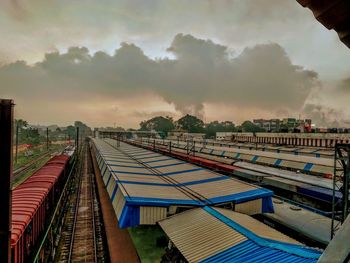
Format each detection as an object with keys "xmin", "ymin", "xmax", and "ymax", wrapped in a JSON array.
[{"xmin": 0, "ymin": 99, "xmax": 13, "ymax": 263}]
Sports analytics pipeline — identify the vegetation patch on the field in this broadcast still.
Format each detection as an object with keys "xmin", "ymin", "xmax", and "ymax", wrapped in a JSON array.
[{"xmin": 128, "ymin": 225, "xmax": 167, "ymax": 263}]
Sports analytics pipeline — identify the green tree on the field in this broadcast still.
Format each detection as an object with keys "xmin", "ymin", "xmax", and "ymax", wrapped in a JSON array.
[
  {"xmin": 15, "ymin": 119, "xmax": 42, "ymax": 145},
  {"xmin": 206, "ymin": 121, "xmax": 236, "ymax": 138},
  {"xmin": 139, "ymin": 116, "xmax": 175, "ymax": 135},
  {"xmin": 240, "ymin": 121, "xmax": 265, "ymax": 133},
  {"xmin": 66, "ymin": 125, "xmax": 76, "ymax": 139},
  {"xmin": 15, "ymin": 119, "xmax": 28, "ymax": 129},
  {"xmin": 23, "ymin": 128, "xmax": 41, "ymax": 145},
  {"xmin": 176, "ymin": 114, "xmax": 205, "ymax": 133},
  {"xmin": 74, "ymin": 121, "xmax": 92, "ymax": 138}
]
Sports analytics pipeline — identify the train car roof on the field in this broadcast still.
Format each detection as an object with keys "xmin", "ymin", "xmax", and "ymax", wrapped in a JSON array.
[{"xmin": 10, "ymin": 154, "xmax": 69, "ymax": 247}]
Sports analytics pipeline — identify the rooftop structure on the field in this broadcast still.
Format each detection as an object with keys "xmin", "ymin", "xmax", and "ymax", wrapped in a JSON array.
[
  {"xmin": 159, "ymin": 206, "xmax": 322, "ymax": 262},
  {"xmin": 92, "ymin": 138, "xmax": 274, "ymax": 228},
  {"xmin": 229, "ymin": 132, "xmax": 350, "ymax": 148},
  {"xmin": 168, "ymin": 130, "xmax": 206, "ymax": 140},
  {"xmin": 145, "ymin": 138, "xmax": 334, "ymax": 176}
]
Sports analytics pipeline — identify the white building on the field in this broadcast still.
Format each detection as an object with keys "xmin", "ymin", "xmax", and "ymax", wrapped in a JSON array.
[{"xmin": 216, "ymin": 132, "xmax": 234, "ymax": 141}]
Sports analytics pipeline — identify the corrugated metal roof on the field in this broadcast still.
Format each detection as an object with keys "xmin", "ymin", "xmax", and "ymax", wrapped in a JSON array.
[
  {"xmin": 158, "ymin": 208, "xmax": 247, "ymax": 262},
  {"xmin": 214, "ymin": 207, "xmax": 299, "ymax": 244},
  {"xmin": 159, "ymin": 207, "xmax": 322, "ymax": 263},
  {"xmin": 151, "ymin": 138, "xmax": 334, "ymax": 166},
  {"xmin": 93, "ymin": 138, "xmax": 274, "ymax": 228},
  {"xmin": 147, "ymin": 139, "xmax": 333, "ymax": 176}
]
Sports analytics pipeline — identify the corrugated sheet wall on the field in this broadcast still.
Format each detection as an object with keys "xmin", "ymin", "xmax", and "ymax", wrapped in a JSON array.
[
  {"xmin": 235, "ymin": 199, "xmax": 262, "ymax": 215},
  {"xmin": 113, "ymin": 188, "xmax": 126, "ymax": 220},
  {"xmin": 140, "ymin": 206, "xmax": 167, "ymax": 225}
]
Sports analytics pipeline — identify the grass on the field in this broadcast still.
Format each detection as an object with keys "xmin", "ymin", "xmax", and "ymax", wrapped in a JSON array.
[
  {"xmin": 14, "ymin": 144, "xmax": 66, "ymax": 170},
  {"xmin": 128, "ymin": 225, "xmax": 167, "ymax": 263},
  {"xmin": 12, "ymin": 156, "xmax": 52, "ymax": 188},
  {"xmin": 14, "ymin": 147, "xmax": 46, "ymax": 170},
  {"xmin": 12, "ymin": 144, "xmax": 67, "ymax": 188}
]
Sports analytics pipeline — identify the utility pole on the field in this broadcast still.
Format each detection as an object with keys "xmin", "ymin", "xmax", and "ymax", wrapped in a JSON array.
[
  {"xmin": 15, "ymin": 125, "xmax": 19, "ymax": 164},
  {"xmin": 0, "ymin": 99, "xmax": 14, "ymax": 263},
  {"xmin": 76, "ymin": 127, "xmax": 79, "ymax": 153},
  {"xmin": 46, "ymin": 127, "xmax": 49, "ymax": 151}
]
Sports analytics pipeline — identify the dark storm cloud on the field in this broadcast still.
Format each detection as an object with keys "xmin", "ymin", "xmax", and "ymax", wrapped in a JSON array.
[
  {"xmin": 302, "ymin": 75, "xmax": 350, "ymax": 127},
  {"xmin": 339, "ymin": 77, "xmax": 350, "ymax": 92},
  {"xmin": 1, "ymin": 34, "xmax": 318, "ymax": 118},
  {"xmin": 1, "ymin": 0, "xmax": 349, "ymax": 81},
  {"xmin": 157, "ymin": 34, "xmax": 318, "ymax": 115},
  {"xmin": 302, "ymin": 104, "xmax": 345, "ymax": 128}
]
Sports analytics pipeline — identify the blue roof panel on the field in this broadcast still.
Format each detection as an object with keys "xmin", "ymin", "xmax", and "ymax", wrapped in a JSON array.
[{"xmin": 199, "ymin": 206, "xmax": 321, "ymax": 263}]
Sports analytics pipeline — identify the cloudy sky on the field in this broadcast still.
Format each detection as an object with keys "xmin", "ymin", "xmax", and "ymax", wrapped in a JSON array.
[{"xmin": 1, "ymin": 0, "xmax": 349, "ymax": 128}]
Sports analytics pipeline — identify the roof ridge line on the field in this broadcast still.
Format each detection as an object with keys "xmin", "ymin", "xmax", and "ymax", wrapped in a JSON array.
[{"xmin": 202, "ymin": 206, "xmax": 321, "ymax": 259}]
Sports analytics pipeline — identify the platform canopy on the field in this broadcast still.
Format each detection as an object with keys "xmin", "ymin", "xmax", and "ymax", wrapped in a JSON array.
[
  {"xmin": 159, "ymin": 207, "xmax": 322, "ymax": 262},
  {"xmin": 92, "ymin": 138, "xmax": 274, "ymax": 228}
]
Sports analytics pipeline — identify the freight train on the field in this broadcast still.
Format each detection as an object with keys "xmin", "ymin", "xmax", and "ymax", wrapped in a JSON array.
[{"xmin": 11, "ymin": 149, "xmax": 74, "ymax": 263}]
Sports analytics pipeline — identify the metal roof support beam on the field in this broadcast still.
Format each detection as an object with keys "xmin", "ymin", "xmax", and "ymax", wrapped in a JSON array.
[
  {"xmin": 0, "ymin": 99, "xmax": 14, "ymax": 263},
  {"xmin": 319, "ymin": 214, "xmax": 350, "ymax": 262},
  {"xmin": 331, "ymin": 143, "xmax": 350, "ymax": 238}
]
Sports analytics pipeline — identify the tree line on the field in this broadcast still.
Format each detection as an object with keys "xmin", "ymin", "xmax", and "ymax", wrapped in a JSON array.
[
  {"xmin": 139, "ymin": 114, "xmax": 264, "ymax": 138},
  {"xmin": 14, "ymin": 119, "xmax": 92, "ymax": 146}
]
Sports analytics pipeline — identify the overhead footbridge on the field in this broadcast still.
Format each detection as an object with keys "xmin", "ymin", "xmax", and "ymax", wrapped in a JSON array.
[{"xmin": 91, "ymin": 138, "xmax": 274, "ymax": 228}]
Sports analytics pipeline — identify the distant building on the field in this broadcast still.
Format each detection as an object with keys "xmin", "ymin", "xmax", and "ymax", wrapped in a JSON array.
[
  {"xmin": 253, "ymin": 118, "xmax": 312, "ymax": 132},
  {"xmin": 168, "ymin": 130, "xmax": 206, "ymax": 140},
  {"xmin": 216, "ymin": 132, "xmax": 235, "ymax": 141},
  {"xmin": 253, "ymin": 119, "xmax": 281, "ymax": 132}
]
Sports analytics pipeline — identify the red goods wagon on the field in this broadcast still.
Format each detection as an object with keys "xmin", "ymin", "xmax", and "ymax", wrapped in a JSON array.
[{"xmin": 11, "ymin": 154, "xmax": 70, "ymax": 263}]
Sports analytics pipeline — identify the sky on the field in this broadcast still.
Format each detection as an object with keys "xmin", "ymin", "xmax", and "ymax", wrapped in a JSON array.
[{"xmin": 0, "ymin": 0, "xmax": 349, "ymax": 128}]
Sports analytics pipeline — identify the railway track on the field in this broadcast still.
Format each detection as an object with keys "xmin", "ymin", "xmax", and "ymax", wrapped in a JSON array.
[
  {"xmin": 12, "ymin": 152, "xmax": 50, "ymax": 183},
  {"xmin": 56, "ymin": 143, "xmax": 105, "ymax": 262}
]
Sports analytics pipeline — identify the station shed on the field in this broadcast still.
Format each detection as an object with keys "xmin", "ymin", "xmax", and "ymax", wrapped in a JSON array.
[
  {"xmin": 92, "ymin": 138, "xmax": 274, "ymax": 228},
  {"xmin": 159, "ymin": 206, "xmax": 322, "ymax": 262}
]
